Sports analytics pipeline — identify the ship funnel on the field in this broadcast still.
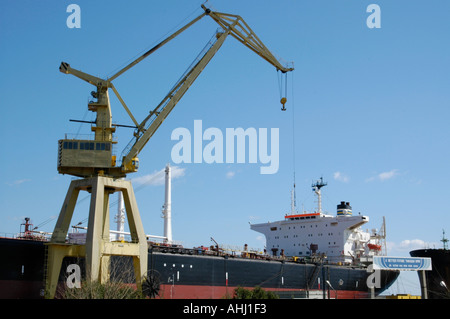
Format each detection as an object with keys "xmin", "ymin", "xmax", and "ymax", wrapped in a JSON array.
[
  {"xmin": 337, "ymin": 201, "xmax": 352, "ymax": 216},
  {"xmin": 163, "ymin": 163, "xmax": 173, "ymax": 243}
]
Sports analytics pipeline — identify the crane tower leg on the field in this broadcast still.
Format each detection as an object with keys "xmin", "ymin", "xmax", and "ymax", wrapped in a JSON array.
[{"xmin": 45, "ymin": 176, "xmax": 147, "ymax": 298}]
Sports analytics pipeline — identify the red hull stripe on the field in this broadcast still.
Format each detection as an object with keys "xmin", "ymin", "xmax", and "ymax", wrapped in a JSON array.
[{"xmin": 157, "ymin": 284, "xmax": 369, "ymax": 299}]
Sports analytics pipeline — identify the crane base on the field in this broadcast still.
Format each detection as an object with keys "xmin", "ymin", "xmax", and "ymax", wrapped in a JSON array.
[{"xmin": 45, "ymin": 176, "xmax": 147, "ymax": 299}]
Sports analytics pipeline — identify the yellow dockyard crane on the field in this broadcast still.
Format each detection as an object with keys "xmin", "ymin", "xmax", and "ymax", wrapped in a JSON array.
[
  {"xmin": 57, "ymin": 5, "xmax": 294, "ymax": 179},
  {"xmin": 46, "ymin": 5, "xmax": 293, "ymax": 299}
]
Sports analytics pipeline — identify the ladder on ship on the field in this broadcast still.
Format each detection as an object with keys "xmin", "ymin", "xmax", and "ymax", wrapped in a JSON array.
[{"xmin": 307, "ymin": 263, "xmax": 322, "ymax": 290}]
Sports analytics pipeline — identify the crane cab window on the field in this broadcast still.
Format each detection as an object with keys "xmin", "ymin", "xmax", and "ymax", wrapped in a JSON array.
[
  {"xmin": 96, "ymin": 143, "xmax": 111, "ymax": 151},
  {"xmin": 79, "ymin": 142, "xmax": 94, "ymax": 150},
  {"xmin": 63, "ymin": 141, "xmax": 110, "ymax": 151},
  {"xmin": 63, "ymin": 141, "xmax": 78, "ymax": 150}
]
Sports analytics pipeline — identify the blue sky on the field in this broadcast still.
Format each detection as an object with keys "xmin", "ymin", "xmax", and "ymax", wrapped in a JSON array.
[{"xmin": 1, "ymin": 0, "xmax": 449, "ymax": 295}]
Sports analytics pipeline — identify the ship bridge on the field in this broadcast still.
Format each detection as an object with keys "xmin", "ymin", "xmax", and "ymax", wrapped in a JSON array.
[{"xmin": 250, "ymin": 201, "xmax": 372, "ymax": 264}]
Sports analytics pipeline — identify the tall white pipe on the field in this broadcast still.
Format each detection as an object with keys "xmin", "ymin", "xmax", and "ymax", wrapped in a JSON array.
[
  {"xmin": 116, "ymin": 191, "xmax": 125, "ymax": 241},
  {"xmin": 163, "ymin": 163, "xmax": 172, "ymax": 243}
]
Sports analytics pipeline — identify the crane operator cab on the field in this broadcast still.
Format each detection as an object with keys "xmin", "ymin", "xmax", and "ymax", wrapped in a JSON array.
[
  {"xmin": 57, "ymin": 138, "xmax": 138, "ymax": 177},
  {"xmin": 58, "ymin": 139, "xmax": 113, "ymax": 172}
]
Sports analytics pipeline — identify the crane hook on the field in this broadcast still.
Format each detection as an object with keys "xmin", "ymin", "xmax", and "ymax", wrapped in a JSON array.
[
  {"xmin": 280, "ymin": 97, "xmax": 287, "ymax": 111},
  {"xmin": 278, "ymin": 70, "xmax": 288, "ymax": 111}
]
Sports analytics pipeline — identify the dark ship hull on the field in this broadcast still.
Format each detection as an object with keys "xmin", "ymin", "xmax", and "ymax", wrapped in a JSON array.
[
  {"xmin": 0, "ymin": 238, "xmax": 46, "ymax": 299},
  {"xmin": 0, "ymin": 237, "xmax": 399, "ymax": 299},
  {"xmin": 148, "ymin": 249, "xmax": 399, "ymax": 299},
  {"xmin": 410, "ymin": 249, "xmax": 450, "ymax": 299}
]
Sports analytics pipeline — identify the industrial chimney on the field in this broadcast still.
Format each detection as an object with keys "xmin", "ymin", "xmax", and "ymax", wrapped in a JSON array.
[
  {"xmin": 115, "ymin": 191, "xmax": 125, "ymax": 241},
  {"xmin": 163, "ymin": 163, "xmax": 172, "ymax": 243}
]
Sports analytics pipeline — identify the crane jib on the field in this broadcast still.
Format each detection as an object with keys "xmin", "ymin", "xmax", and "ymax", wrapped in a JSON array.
[{"xmin": 58, "ymin": 5, "xmax": 293, "ymax": 178}]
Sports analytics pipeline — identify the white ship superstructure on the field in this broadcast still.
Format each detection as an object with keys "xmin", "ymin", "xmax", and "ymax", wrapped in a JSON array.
[{"xmin": 251, "ymin": 178, "xmax": 384, "ymax": 264}]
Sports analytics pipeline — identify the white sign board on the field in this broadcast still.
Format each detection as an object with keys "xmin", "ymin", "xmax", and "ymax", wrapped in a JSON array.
[{"xmin": 373, "ymin": 256, "xmax": 432, "ymax": 271}]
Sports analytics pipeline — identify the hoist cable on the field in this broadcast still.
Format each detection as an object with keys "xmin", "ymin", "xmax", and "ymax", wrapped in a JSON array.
[{"xmin": 290, "ymin": 69, "xmax": 297, "ymax": 209}]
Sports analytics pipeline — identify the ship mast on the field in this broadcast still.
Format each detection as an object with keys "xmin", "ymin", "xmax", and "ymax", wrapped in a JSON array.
[
  {"xmin": 312, "ymin": 177, "xmax": 327, "ymax": 214},
  {"xmin": 442, "ymin": 229, "xmax": 448, "ymax": 250},
  {"xmin": 290, "ymin": 183, "xmax": 297, "ymax": 215}
]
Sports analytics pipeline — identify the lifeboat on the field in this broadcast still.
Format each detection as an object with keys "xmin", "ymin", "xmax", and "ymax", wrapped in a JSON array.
[{"xmin": 368, "ymin": 243, "xmax": 382, "ymax": 251}]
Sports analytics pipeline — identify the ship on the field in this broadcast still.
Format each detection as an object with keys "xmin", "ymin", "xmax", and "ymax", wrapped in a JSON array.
[
  {"xmin": 0, "ymin": 174, "xmax": 399, "ymax": 299},
  {"xmin": 0, "ymin": 230, "xmax": 399, "ymax": 299},
  {"xmin": 251, "ymin": 178, "xmax": 384, "ymax": 265},
  {"xmin": 409, "ymin": 230, "xmax": 450, "ymax": 299}
]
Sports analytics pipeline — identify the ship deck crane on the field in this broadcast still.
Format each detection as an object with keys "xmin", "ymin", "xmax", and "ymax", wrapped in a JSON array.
[{"xmin": 57, "ymin": 5, "xmax": 294, "ymax": 179}]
